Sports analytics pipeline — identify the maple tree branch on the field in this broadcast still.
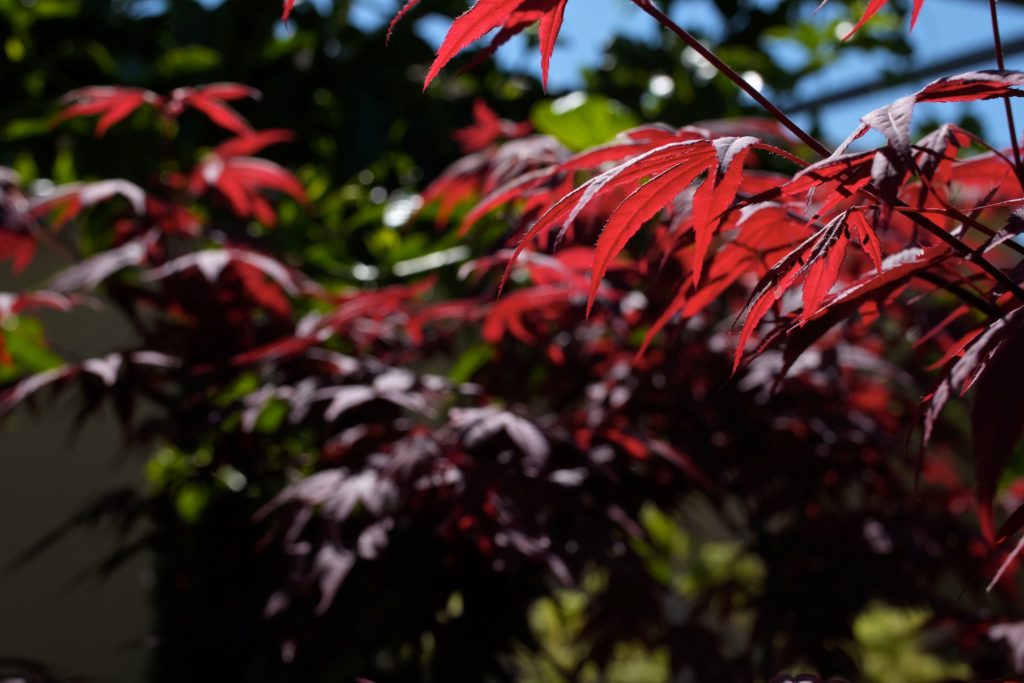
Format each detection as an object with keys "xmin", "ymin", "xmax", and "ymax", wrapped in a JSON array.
[
  {"xmin": 629, "ymin": 0, "xmax": 830, "ymax": 157},
  {"xmin": 989, "ymin": 0, "xmax": 1024, "ymax": 172},
  {"xmin": 632, "ymin": 0, "xmax": 1024, "ymax": 303}
]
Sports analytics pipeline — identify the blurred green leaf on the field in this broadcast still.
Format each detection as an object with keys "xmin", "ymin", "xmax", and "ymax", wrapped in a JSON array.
[
  {"xmin": 33, "ymin": 0, "xmax": 80, "ymax": 19},
  {"xmin": 157, "ymin": 44, "xmax": 221, "ymax": 78},
  {"xmin": 2, "ymin": 117, "xmax": 49, "ymax": 141},
  {"xmin": 254, "ymin": 398, "xmax": 288, "ymax": 433},
  {"xmin": 531, "ymin": 93, "xmax": 638, "ymax": 151},
  {"xmin": 449, "ymin": 343, "xmax": 494, "ymax": 384},
  {"xmin": 853, "ymin": 603, "xmax": 971, "ymax": 683},
  {"xmin": 0, "ymin": 317, "xmax": 62, "ymax": 381},
  {"xmin": 175, "ymin": 483, "xmax": 210, "ymax": 524}
]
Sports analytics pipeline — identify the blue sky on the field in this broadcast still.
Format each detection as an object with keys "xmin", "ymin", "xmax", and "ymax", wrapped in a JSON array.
[{"xmin": 345, "ymin": 0, "xmax": 1024, "ymax": 148}]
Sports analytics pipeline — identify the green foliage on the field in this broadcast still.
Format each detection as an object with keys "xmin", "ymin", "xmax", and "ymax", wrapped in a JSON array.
[
  {"xmin": 0, "ymin": 0, "xmax": 964, "ymax": 681},
  {"xmin": 514, "ymin": 576, "xmax": 670, "ymax": 683},
  {"xmin": 0, "ymin": 316, "xmax": 62, "ymax": 382},
  {"xmin": 853, "ymin": 604, "xmax": 971, "ymax": 683},
  {"xmin": 531, "ymin": 93, "xmax": 639, "ymax": 151}
]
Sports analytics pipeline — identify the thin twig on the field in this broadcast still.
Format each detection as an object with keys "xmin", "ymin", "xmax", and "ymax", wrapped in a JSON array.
[
  {"xmin": 988, "ymin": 531, "xmax": 1024, "ymax": 591},
  {"xmin": 630, "ymin": 0, "xmax": 830, "ymax": 157},
  {"xmin": 989, "ymin": 0, "xmax": 1024, "ymax": 173}
]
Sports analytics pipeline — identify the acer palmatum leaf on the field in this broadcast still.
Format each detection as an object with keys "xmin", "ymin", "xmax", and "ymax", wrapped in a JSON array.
[
  {"xmin": 499, "ymin": 136, "xmax": 796, "ymax": 313},
  {"xmin": 0, "ymin": 292, "xmax": 79, "ymax": 363},
  {"xmin": 0, "ymin": 230, "xmax": 37, "ymax": 274},
  {"xmin": 764, "ymin": 247, "xmax": 945, "ymax": 384},
  {"xmin": 0, "ymin": 350, "xmax": 175, "ymax": 415},
  {"xmin": 913, "ymin": 124, "xmax": 975, "ymax": 184},
  {"xmin": 31, "ymin": 179, "xmax": 147, "ymax": 229},
  {"xmin": 450, "ymin": 406, "xmax": 551, "ymax": 463},
  {"xmin": 970, "ymin": 309, "xmax": 1024, "ymax": 543},
  {"xmin": 56, "ymin": 87, "xmax": 162, "ymax": 137},
  {"xmin": 59, "ymin": 83, "xmax": 262, "ymax": 137},
  {"xmin": 453, "ymin": 99, "xmax": 532, "ymax": 153},
  {"xmin": 0, "ymin": 365, "xmax": 76, "ymax": 415},
  {"xmin": 456, "ymin": 124, "xmax": 763, "ymax": 235},
  {"xmin": 923, "ymin": 312, "xmax": 1013, "ymax": 455},
  {"xmin": 142, "ymin": 247, "xmax": 312, "ymax": 299},
  {"xmin": 166, "ymin": 83, "xmax": 260, "ymax": 135},
  {"xmin": 455, "ymin": 125, "xmax": 691, "ymax": 233},
  {"xmin": 49, "ymin": 231, "xmax": 157, "ymax": 293},
  {"xmin": 733, "ymin": 226, "xmax": 827, "ymax": 371},
  {"xmin": 499, "ymin": 140, "xmax": 712, "ymax": 296},
  {"xmin": 799, "ymin": 217, "xmax": 850, "ymax": 323},
  {"xmin": 921, "ymin": 311, "xmax": 1024, "ymax": 544},
  {"xmin": 406, "ymin": 300, "xmax": 485, "ymax": 344},
  {"xmin": 392, "ymin": 0, "xmax": 570, "ymax": 90},
  {"xmin": 0, "ymin": 172, "xmax": 35, "ymax": 273},
  {"xmin": 230, "ymin": 280, "xmax": 437, "ymax": 367},
  {"xmin": 736, "ymin": 241, "xmax": 946, "ymax": 374},
  {"xmin": 837, "ymin": 71, "xmax": 1024, "ymax": 158},
  {"xmin": 387, "ymin": 0, "xmax": 421, "ymax": 42},
  {"xmin": 979, "ymin": 209, "xmax": 1024, "ymax": 254},
  {"xmin": 468, "ymin": 247, "xmax": 601, "ymax": 293},
  {"xmin": 637, "ymin": 202, "xmax": 806, "ymax": 357},
  {"xmin": 782, "ymin": 150, "xmax": 876, "ymax": 212},
  {"xmin": 482, "ymin": 284, "xmax": 587, "ymax": 344},
  {"xmin": 947, "ymin": 149, "xmax": 1024, "ymax": 205},
  {"xmin": 818, "ymin": 0, "xmax": 925, "ymax": 40},
  {"xmin": 796, "ymin": 210, "xmax": 883, "ymax": 323},
  {"xmin": 689, "ymin": 136, "xmax": 777, "ymax": 287},
  {"xmin": 422, "ymin": 135, "xmax": 567, "ymax": 228},
  {"xmin": 190, "ymin": 156, "xmax": 307, "ymax": 225},
  {"xmin": 315, "ymin": 380, "xmax": 431, "ymax": 423},
  {"xmin": 925, "ymin": 327, "xmax": 986, "ymax": 375},
  {"xmin": 213, "ymin": 129, "xmax": 295, "ymax": 158},
  {"xmin": 0, "ymin": 291, "xmax": 80, "ymax": 319}
]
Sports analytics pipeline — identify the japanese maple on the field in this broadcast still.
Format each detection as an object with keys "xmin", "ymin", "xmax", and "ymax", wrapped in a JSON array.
[
  {"xmin": 7, "ymin": 0, "xmax": 1024, "ymax": 680},
  {"xmin": 388, "ymin": 0, "xmax": 1024, "ymax": 551}
]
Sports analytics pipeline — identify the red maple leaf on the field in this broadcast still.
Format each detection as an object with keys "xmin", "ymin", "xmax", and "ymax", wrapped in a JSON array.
[
  {"xmin": 58, "ymin": 83, "xmax": 260, "ymax": 136},
  {"xmin": 453, "ymin": 99, "xmax": 532, "ymax": 153},
  {"xmin": 189, "ymin": 130, "xmax": 306, "ymax": 225},
  {"xmin": 390, "ymin": 0, "xmax": 570, "ymax": 90},
  {"xmin": 56, "ymin": 87, "xmax": 163, "ymax": 137},
  {"xmin": 818, "ymin": 0, "xmax": 926, "ymax": 40},
  {"xmin": 165, "ymin": 83, "xmax": 261, "ymax": 136}
]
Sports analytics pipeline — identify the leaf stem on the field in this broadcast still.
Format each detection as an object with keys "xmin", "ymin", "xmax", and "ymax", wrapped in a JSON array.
[
  {"xmin": 630, "ymin": 0, "xmax": 830, "ymax": 157},
  {"xmin": 989, "ymin": 0, "xmax": 1023, "ymax": 172}
]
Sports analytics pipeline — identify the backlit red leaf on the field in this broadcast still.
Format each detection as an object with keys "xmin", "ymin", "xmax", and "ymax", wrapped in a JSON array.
[
  {"xmin": 403, "ymin": 0, "xmax": 571, "ymax": 90},
  {"xmin": 819, "ymin": 0, "xmax": 925, "ymax": 39},
  {"xmin": 56, "ymin": 87, "xmax": 161, "ymax": 137}
]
